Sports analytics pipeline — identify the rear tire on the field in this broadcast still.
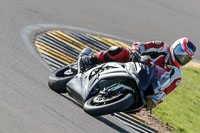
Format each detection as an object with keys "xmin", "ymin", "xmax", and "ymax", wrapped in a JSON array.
[
  {"xmin": 83, "ymin": 93, "xmax": 134, "ymax": 116},
  {"xmin": 48, "ymin": 65, "xmax": 76, "ymax": 93}
]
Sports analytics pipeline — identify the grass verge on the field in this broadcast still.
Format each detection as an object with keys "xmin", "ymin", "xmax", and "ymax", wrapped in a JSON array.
[{"xmin": 153, "ymin": 68, "xmax": 200, "ymax": 133}]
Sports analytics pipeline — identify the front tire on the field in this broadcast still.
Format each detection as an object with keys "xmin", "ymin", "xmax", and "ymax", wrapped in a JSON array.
[
  {"xmin": 83, "ymin": 93, "xmax": 134, "ymax": 116},
  {"xmin": 48, "ymin": 65, "xmax": 76, "ymax": 93}
]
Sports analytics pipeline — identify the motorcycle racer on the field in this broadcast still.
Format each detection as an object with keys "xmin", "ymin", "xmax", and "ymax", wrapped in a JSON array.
[{"xmin": 81, "ymin": 37, "xmax": 196, "ymax": 109}]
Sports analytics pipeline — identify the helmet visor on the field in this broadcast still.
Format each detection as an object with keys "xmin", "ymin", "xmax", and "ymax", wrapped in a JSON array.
[{"xmin": 173, "ymin": 44, "xmax": 192, "ymax": 66}]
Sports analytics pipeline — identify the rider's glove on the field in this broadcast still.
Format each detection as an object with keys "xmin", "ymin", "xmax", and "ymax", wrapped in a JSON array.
[
  {"xmin": 80, "ymin": 55, "xmax": 98, "ymax": 71},
  {"xmin": 131, "ymin": 42, "xmax": 145, "ymax": 62},
  {"xmin": 80, "ymin": 56, "xmax": 92, "ymax": 71},
  {"xmin": 81, "ymin": 56, "xmax": 92, "ymax": 66},
  {"xmin": 132, "ymin": 42, "xmax": 145, "ymax": 56}
]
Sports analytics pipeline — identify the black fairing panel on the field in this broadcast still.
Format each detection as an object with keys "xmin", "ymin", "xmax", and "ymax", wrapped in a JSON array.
[
  {"xmin": 125, "ymin": 62, "xmax": 155, "ymax": 104},
  {"xmin": 137, "ymin": 65, "xmax": 155, "ymax": 91}
]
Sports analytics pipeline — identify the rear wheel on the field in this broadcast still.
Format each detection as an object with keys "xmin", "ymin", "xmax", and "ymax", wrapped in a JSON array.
[
  {"xmin": 48, "ymin": 65, "xmax": 77, "ymax": 93},
  {"xmin": 83, "ymin": 93, "xmax": 134, "ymax": 116}
]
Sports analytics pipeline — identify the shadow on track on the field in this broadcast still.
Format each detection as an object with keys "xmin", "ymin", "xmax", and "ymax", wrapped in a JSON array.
[
  {"xmin": 94, "ymin": 116, "xmax": 130, "ymax": 133},
  {"xmin": 59, "ymin": 93, "xmax": 130, "ymax": 133}
]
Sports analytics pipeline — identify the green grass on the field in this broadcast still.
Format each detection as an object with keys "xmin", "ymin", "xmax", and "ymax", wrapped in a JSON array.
[{"xmin": 153, "ymin": 68, "xmax": 200, "ymax": 133}]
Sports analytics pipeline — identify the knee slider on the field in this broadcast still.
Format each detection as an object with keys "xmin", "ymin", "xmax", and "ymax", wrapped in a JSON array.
[{"xmin": 108, "ymin": 46, "xmax": 122, "ymax": 56}]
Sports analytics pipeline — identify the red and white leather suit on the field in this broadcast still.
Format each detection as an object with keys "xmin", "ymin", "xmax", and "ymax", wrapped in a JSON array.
[{"xmin": 91, "ymin": 41, "xmax": 182, "ymax": 106}]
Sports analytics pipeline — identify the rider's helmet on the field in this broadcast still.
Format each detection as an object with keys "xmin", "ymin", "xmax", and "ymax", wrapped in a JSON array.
[{"xmin": 170, "ymin": 37, "xmax": 196, "ymax": 67}]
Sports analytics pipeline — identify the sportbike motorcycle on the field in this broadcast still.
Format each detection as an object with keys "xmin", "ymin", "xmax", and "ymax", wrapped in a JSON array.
[{"xmin": 48, "ymin": 48, "xmax": 170, "ymax": 116}]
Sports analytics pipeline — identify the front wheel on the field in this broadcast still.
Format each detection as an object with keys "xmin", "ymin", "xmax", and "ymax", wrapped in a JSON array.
[
  {"xmin": 48, "ymin": 65, "xmax": 77, "ymax": 93},
  {"xmin": 83, "ymin": 93, "xmax": 134, "ymax": 116}
]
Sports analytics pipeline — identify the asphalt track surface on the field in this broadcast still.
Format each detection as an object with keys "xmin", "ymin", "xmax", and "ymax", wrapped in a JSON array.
[{"xmin": 0, "ymin": 0, "xmax": 199, "ymax": 133}]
